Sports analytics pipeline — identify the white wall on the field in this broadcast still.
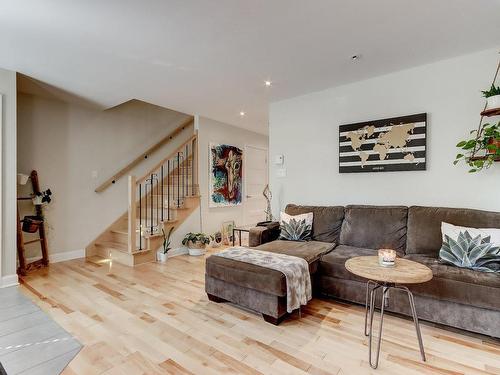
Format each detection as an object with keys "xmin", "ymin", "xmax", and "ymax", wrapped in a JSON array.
[
  {"xmin": 17, "ymin": 95, "xmax": 192, "ymax": 257},
  {"xmin": 269, "ymin": 48, "xmax": 500, "ymax": 215},
  {"xmin": 0, "ymin": 68, "xmax": 17, "ymax": 286},
  {"xmin": 198, "ymin": 117, "xmax": 268, "ymax": 235}
]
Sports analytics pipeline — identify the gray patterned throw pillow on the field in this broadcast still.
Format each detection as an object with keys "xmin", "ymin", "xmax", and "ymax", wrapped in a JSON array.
[{"xmin": 279, "ymin": 212, "xmax": 313, "ymax": 241}]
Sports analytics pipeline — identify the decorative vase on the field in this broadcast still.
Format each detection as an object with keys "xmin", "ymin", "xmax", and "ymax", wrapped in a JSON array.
[
  {"xmin": 188, "ymin": 240, "xmax": 207, "ymax": 256},
  {"xmin": 32, "ymin": 195, "xmax": 43, "ymax": 205},
  {"xmin": 17, "ymin": 173, "xmax": 29, "ymax": 185},
  {"xmin": 157, "ymin": 251, "xmax": 168, "ymax": 263},
  {"xmin": 486, "ymin": 94, "xmax": 500, "ymax": 110}
]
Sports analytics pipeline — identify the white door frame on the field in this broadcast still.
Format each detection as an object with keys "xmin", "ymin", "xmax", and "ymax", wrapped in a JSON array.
[{"xmin": 0, "ymin": 95, "xmax": 3, "ymax": 283}]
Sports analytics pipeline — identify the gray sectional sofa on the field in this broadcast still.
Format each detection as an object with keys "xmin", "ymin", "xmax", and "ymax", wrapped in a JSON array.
[{"xmin": 205, "ymin": 204, "xmax": 500, "ymax": 338}]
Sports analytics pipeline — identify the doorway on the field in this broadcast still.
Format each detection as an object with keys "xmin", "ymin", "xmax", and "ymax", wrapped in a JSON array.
[{"xmin": 244, "ymin": 145, "xmax": 268, "ymax": 226}]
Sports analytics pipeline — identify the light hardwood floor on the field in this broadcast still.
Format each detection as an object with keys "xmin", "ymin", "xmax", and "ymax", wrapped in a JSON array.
[{"xmin": 19, "ymin": 249, "xmax": 500, "ymax": 375}]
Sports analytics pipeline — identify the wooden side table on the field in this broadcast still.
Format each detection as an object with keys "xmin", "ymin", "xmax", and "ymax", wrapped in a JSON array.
[{"xmin": 345, "ymin": 256, "xmax": 433, "ymax": 369}]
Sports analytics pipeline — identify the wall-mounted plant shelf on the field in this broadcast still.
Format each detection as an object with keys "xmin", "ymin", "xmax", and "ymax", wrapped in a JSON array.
[
  {"xmin": 480, "ymin": 107, "xmax": 500, "ymax": 117},
  {"xmin": 470, "ymin": 155, "xmax": 500, "ymax": 162}
]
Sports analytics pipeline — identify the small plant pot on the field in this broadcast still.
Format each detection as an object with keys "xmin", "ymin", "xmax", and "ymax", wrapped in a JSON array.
[
  {"xmin": 31, "ymin": 196, "xmax": 44, "ymax": 205},
  {"xmin": 187, "ymin": 240, "xmax": 207, "ymax": 256},
  {"xmin": 157, "ymin": 251, "xmax": 168, "ymax": 263},
  {"xmin": 486, "ymin": 94, "xmax": 500, "ymax": 110},
  {"xmin": 22, "ymin": 216, "xmax": 43, "ymax": 233},
  {"xmin": 487, "ymin": 137, "xmax": 500, "ymax": 154}
]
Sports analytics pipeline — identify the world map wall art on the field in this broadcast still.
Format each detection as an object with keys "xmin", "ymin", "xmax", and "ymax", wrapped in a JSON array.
[
  {"xmin": 339, "ymin": 113, "xmax": 427, "ymax": 173},
  {"xmin": 210, "ymin": 143, "xmax": 243, "ymax": 207}
]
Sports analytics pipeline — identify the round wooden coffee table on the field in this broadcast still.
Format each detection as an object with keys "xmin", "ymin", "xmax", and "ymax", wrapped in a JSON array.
[{"xmin": 345, "ymin": 256, "xmax": 432, "ymax": 369}]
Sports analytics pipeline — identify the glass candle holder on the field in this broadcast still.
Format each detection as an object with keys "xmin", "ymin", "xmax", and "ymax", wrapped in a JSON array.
[{"xmin": 378, "ymin": 249, "xmax": 396, "ymax": 267}]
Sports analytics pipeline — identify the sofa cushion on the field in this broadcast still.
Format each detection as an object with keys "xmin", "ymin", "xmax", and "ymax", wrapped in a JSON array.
[
  {"xmin": 285, "ymin": 204, "xmax": 344, "ymax": 243},
  {"xmin": 404, "ymin": 255, "xmax": 500, "ymax": 311},
  {"xmin": 256, "ymin": 240, "xmax": 335, "ymax": 263},
  {"xmin": 206, "ymin": 240, "xmax": 335, "ymax": 297},
  {"xmin": 319, "ymin": 245, "xmax": 377, "ymax": 282},
  {"xmin": 340, "ymin": 205, "xmax": 408, "ymax": 255},
  {"xmin": 406, "ymin": 206, "xmax": 500, "ymax": 256}
]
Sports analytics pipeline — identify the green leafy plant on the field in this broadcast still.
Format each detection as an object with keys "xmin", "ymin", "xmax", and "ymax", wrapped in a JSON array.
[
  {"xmin": 279, "ymin": 218, "xmax": 312, "ymax": 241},
  {"xmin": 161, "ymin": 227, "xmax": 174, "ymax": 254},
  {"xmin": 481, "ymin": 84, "xmax": 500, "ymax": 98},
  {"xmin": 454, "ymin": 122, "xmax": 500, "ymax": 172},
  {"xmin": 181, "ymin": 232, "xmax": 211, "ymax": 246},
  {"xmin": 439, "ymin": 231, "xmax": 500, "ymax": 273}
]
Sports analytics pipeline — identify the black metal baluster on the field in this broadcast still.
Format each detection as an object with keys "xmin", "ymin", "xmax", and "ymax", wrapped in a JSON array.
[
  {"xmin": 150, "ymin": 174, "xmax": 154, "ymax": 234},
  {"xmin": 139, "ymin": 183, "xmax": 142, "ymax": 250},
  {"xmin": 167, "ymin": 160, "xmax": 171, "ymax": 221},
  {"xmin": 161, "ymin": 165, "xmax": 164, "ymax": 222},
  {"xmin": 177, "ymin": 152, "xmax": 180, "ymax": 208}
]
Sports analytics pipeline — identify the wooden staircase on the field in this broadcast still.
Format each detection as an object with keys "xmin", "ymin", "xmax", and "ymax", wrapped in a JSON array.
[{"xmin": 86, "ymin": 125, "xmax": 200, "ymax": 266}]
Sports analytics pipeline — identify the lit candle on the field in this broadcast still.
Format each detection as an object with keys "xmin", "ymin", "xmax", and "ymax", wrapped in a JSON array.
[{"xmin": 378, "ymin": 249, "xmax": 396, "ymax": 267}]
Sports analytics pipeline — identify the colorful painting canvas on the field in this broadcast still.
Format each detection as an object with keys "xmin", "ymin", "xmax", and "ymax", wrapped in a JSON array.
[{"xmin": 210, "ymin": 144, "xmax": 243, "ymax": 207}]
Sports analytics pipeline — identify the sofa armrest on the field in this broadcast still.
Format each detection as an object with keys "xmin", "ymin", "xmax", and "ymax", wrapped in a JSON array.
[{"xmin": 249, "ymin": 222, "xmax": 280, "ymax": 247}]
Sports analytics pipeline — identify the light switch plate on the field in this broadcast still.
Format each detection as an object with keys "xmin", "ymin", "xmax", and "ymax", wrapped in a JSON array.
[{"xmin": 277, "ymin": 168, "xmax": 287, "ymax": 178}]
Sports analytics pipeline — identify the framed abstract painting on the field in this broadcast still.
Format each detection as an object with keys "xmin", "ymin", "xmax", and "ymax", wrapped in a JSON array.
[{"xmin": 209, "ymin": 143, "xmax": 243, "ymax": 207}]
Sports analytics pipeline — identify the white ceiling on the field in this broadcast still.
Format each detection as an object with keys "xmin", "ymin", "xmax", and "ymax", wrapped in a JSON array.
[{"xmin": 1, "ymin": 0, "xmax": 499, "ymax": 134}]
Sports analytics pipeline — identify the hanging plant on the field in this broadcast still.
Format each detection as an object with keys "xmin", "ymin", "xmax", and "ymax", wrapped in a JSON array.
[{"xmin": 454, "ymin": 122, "xmax": 500, "ymax": 172}]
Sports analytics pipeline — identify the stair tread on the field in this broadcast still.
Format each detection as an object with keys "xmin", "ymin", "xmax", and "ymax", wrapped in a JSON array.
[
  {"xmin": 95, "ymin": 240, "xmax": 128, "ymax": 251},
  {"xmin": 95, "ymin": 240, "xmax": 151, "ymax": 254}
]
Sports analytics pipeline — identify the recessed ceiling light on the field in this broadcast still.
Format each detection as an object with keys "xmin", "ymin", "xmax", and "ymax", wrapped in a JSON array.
[
  {"xmin": 265, "ymin": 80, "xmax": 272, "ymax": 87},
  {"xmin": 239, "ymin": 111, "xmax": 246, "ymax": 117},
  {"xmin": 351, "ymin": 54, "xmax": 361, "ymax": 61}
]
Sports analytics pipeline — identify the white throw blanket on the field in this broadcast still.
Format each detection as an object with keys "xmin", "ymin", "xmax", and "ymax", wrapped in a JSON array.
[{"xmin": 214, "ymin": 246, "xmax": 312, "ymax": 313}]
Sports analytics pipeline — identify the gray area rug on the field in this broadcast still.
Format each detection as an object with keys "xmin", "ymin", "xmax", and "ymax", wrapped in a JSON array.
[{"xmin": 0, "ymin": 286, "xmax": 81, "ymax": 375}]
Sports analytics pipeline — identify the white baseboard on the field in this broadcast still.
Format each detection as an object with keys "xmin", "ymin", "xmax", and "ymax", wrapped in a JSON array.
[
  {"xmin": 50, "ymin": 249, "xmax": 85, "ymax": 263},
  {"xmin": 167, "ymin": 247, "xmax": 189, "ymax": 257},
  {"xmin": 25, "ymin": 249, "xmax": 85, "ymax": 265},
  {"xmin": 1, "ymin": 274, "xmax": 19, "ymax": 288}
]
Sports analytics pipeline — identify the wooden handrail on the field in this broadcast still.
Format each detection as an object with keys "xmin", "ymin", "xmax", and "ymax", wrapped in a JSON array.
[
  {"xmin": 95, "ymin": 116, "xmax": 194, "ymax": 192},
  {"xmin": 136, "ymin": 133, "xmax": 197, "ymax": 184}
]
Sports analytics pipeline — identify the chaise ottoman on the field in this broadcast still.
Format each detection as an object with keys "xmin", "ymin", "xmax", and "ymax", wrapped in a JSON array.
[{"xmin": 205, "ymin": 240, "xmax": 335, "ymax": 324}]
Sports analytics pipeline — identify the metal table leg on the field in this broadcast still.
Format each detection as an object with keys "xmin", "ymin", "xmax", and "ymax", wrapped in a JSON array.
[
  {"xmin": 393, "ymin": 285, "xmax": 426, "ymax": 361},
  {"xmin": 364, "ymin": 281, "xmax": 427, "ymax": 369},
  {"xmin": 364, "ymin": 280, "xmax": 379, "ymax": 336}
]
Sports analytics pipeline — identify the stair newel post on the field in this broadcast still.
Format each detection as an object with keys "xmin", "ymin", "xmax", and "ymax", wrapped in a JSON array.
[
  {"xmin": 150, "ymin": 174, "xmax": 154, "ymax": 235},
  {"xmin": 167, "ymin": 160, "xmax": 171, "ymax": 221},
  {"xmin": 192, "ymin": 137, "xmax": 196, "ymax": 196},
  {"xmin": 177, "ymin": 152, "xmax": 181, "ymax": 208},
  {"xmin": 161, "ymin": 165, "xmax": 164, "ymax": 222},
  {"xmin": 128, "ymin": 176, "xmax": 137, "ymax": 254},
  {"xmin": 185, "ymin": 144, "xmax": 189, "ymax": 197},
  {"xmin": 139, "ymin": 183, "xmax": 142, "ymax": 250}
]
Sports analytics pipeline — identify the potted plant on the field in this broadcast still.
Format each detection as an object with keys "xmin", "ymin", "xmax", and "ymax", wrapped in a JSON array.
[
  {"xmin": 482, "ymin": 84, "xmax": 500, "ymax": 110},
  {"xmin": 182, "ymin": 232, "xmax": 211, "ymax": 256},
  {"xmin": 454, "ymin": 121, "xmax": 500, "ymax": 172},
  {"xmin": 210, "ymin": 231, "xmax": 222, "ymax": 248},
  {"xmin": 157, "ymin": 226, "xmax": 174, "ymax": 263}
]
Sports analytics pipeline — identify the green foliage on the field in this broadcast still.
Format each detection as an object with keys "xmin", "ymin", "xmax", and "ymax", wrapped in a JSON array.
[
  {"xmin": 181, "ymin": 232, "xmax": 211, "ymax": 246},
  {"xmin": 279, "ymin": 218, "xmax": 312, "ymax": 241},
  {"xmin": 481, "ymin": 84, "xmax": 500, "ymax": 98},
  {"xmin": 161, "ymin": 226, "xmax": 174, "ymax": 254},
  {"xmin": 439, "ymin": 231, "xmax": 500, "ymax": 272},
  {"xmin": 454, "ymin": 122, "xmax": 500, "ymax": 172}
]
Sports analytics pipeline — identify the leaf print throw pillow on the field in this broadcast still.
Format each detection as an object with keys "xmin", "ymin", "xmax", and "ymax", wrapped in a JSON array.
[{"xmin": 279, "ymin": 212, "xmax": 313, "ymax": 241}]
